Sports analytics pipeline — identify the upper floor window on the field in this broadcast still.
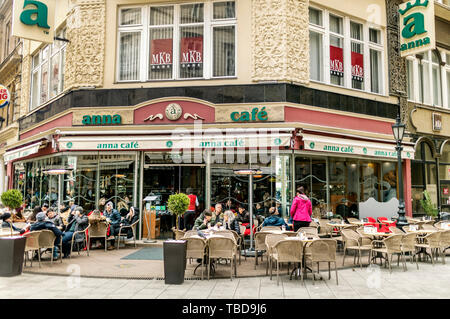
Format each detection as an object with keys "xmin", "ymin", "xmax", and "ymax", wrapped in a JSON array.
[
  {"xmin": 30, "ymin": 29, "xmax": 67, "ymax": 110},
  {"xmin": 406, "ymin": 50, "xmax": 449, "ymax": 108},
  {"xmin": 117, "ymin": 1, "xmax": 236, "ymax": 82},
  {"xmin": 309, "ymin": 7, "xmax": 384, "ymax": 95},
  {"xmin": 3, "ymin": 21, "xmax": 11, "ymax": 59}
]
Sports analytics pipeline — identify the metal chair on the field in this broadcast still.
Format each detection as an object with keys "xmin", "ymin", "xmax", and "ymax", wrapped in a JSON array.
[
  {"xmin": 38, "ymin": 230, "xmax": 62, "ymax": 265},
  {"xmin": 271, "ymin": 239, "xmax": 305, "ymax": 285},
  {"xmin": 264, "ymin": 233, "xmax": 286, "ymax": 278},
  {"xmin": 370, "ymin": 234, "xmax": 406, "ymax": 272},
  {"xmin": 304, "ymin": 239, "xmax": 339, "ymax": 284},
  {"xmin": 24, "ymin": 231, "xmax": 42, "ymax": 268},
  {"xmin": 341, "ymin": 229, "xmax": 372, "ymax": 269},
  {"xmin": 70, "ymin": 224, "xmax": 90, "ymax": 258},
  {"xmin": 186, "ymin": 237, "xmax": 207, "ymax": 280},
  {"xmin": 88, "ymin": 221, "xmax": 109, "ymax": 252},
  {"xmin": 207, "ymin": 237, "xmax": 237, "ymax": 281},
  {"xmin": 116, "ymin": 220, "xmax": 139, "ymax": 250}
]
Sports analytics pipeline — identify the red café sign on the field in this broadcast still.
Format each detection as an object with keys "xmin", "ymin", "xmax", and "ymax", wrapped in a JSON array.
[
  {"xmin": 181, "ymin": 37, "xmax": 203, "ymax": 66},
  {"xmin": 330, "ymin": 46, "xmax": 344, "ymax": 77},
  {"xmin": 150, "ymin": 39, "xmax": 173, "ymax": 68},
  {"xmin": 351, "ymin": 51, "xmax": 364, "ymax": 82}
]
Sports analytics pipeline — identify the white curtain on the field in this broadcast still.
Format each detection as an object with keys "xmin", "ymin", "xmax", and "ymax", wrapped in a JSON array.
[
  {"xmin": 309, "ymin": 31, "xmax": 322, "ymax": 81},
  {"xmin": 213, "ymin": 26, "xmax": 235, "ymax": 77},
  {"xmin": 119, "ymin": 32, "xmax": 141, "ymax": 81}
]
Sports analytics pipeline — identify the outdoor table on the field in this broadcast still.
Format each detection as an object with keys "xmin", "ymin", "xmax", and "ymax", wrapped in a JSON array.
[
  {"xmin": 363, "ymin": 231, "xmax": 392, "ymax": 264},
  {"xmin": 349, "ymin": 220, "xmax": 365, "ymax": 226},
  {"xmin": 283, "ymin": 236, "xmax": 317, "ymax": 280},
  {"xmin": 190, "ymin": 233, "xmax": 226, "ymax": 276},
  {"xmin": 0, "ymin": 231, "xmax": 20, "ymax": 238},
  {"xmin": 405, "ymin": 229, "xmax": 437, "ymax": 261}
]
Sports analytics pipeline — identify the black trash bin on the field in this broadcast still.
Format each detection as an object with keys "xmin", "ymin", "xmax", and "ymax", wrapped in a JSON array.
[
  {"xmin": 0, "ymin": 236, "xmax": 26, "ymax": 277},
  {"xmin": 163, "ymin": 240, "xmax": 187, "ymax": 284}
]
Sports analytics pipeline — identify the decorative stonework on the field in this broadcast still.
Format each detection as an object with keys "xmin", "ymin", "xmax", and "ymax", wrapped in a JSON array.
[
  {"xmin": 386, "ymin": 0, "xmax": 408, "ymax": 129},
  {"xmin": 19, "ymin": 53, "xmax": 31, "ymax": 119},
  {"xmin": 65, "ymin": 0, "xmax": 106, "ymax": 90},
  {"xmin": 252, "ymin": 0, "xmax": 309, "ymax": 84}
]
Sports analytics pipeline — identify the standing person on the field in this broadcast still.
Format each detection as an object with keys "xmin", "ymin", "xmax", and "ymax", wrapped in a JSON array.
[
  {"xmin": 290, "ymin": 186, "xmax": 312, "ymax": 232},
  {"xmin": 184, "ymin": 188, "xmax": 199, "ymax": 230}
]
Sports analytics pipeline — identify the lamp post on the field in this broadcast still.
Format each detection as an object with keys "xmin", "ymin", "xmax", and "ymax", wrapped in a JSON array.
[
  {"xmin": 234, "ymin": 168, "xmax": 262, "ymax": 257},
  {"xmin": 392, "ymin": 114, "xmax": 408, "ymax": 229}
]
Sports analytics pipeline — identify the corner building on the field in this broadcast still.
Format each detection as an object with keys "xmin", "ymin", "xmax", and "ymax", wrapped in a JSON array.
[{"xmin": 4, "ymin": 0, "xmax": 417, "ymax": 238}]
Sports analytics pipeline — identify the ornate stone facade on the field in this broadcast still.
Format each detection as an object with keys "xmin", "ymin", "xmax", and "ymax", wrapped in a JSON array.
[
  {"xmin": 385, "ymin": 0, "xmax": 408, "ymax": 124},
  {"xmin": 252, "ymin": 0, "xmax": 309, "ymax": 84},
  {"xmin": 65, "ymin": 0, "xmax": 106, "ymax": 89}
]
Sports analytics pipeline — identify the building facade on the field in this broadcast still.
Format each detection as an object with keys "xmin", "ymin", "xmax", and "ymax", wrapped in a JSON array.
[{"xmin": 3, "ymin": 0, "xmax": 428, "ymax": 238}]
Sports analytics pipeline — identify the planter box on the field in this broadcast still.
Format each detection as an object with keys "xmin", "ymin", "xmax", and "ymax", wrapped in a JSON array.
[{"xmin": 0, "ymin": 236, "xmax": 26, "ymax": 277}]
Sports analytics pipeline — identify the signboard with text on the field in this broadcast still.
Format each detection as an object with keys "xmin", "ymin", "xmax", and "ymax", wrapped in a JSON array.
[
  {"xmin": 180, "ymin": 37, "xmax": 203, "ymax": 67},
  {"xmin": 12, "ymin": 0, "xmax": 56, "ymax": 43},
  {"xmin": 330, "ymin": 46, "xmax": 344, "ymax": 77},
  {"xmin": 150, "ymin": 39, "xmax": 173, "ymax": 68},
  {"xmin": 0, "ymin": 85, "xmax": 10, "ymax": 109},
  {"xmin": 399, "ymin": 0, "xmax": 435, "ymax": 57},
  {"xmin": 351, "ymin": 51, "xmax": 364, "ymax": 82}
]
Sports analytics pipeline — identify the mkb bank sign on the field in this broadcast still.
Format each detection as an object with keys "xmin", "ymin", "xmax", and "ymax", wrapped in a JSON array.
[
  {"xmin": 12, "ymin": 0, "xmax": 56, "ymax": 43},
  {"xmin": 399, "ymin": 0, "xmax": 435, "ymax": 57}
]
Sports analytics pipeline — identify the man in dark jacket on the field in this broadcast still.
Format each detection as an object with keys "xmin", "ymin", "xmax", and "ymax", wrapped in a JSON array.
[
  {"xmin": 1, "ymin": 213, "xmax": 27, "ymax": 234},
  {"xmin": 62, "ymin": 206, "xmax": 89, "ymax": 258},
  {"xmin": 104, "ymin": 201, "xmax": 121, "ymax": 237},
  {"xmin": 261, "ymin": 207, "xmax": 289, "ymax": 229},
  {"xmin": 120, "ymin": 206, "xmax": 139, "ymax": 239},
  {"xmin": 31, "ymin": 212, "xmax": 63, "ymax": 259}
]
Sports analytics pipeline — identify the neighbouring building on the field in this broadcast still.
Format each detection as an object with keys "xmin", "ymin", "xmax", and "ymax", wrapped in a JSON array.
[{"xmin": 4, "ymin": 0, "xmax": 424, "ymax": 238}]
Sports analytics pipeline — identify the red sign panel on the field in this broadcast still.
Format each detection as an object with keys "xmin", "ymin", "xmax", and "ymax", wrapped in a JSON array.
[
  {"xmin": 351, "ymin": 51, "xmax": 364, "ymax": 82},
  {"xmin": 150, "ymin": 39, "xmax": 173, "ymax": 67},
  {"xmin": 180, "ymin": 37, "xmax": 203, "ymax": 66},
  {"xmin": 330, "ymin": 46, "xmax": 344, "ymax": 77}
]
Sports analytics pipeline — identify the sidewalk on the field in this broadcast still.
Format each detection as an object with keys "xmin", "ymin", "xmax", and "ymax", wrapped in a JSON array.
[{"xmin": 1, "ymin": 257, "xmax": 449, "ymax": 299}]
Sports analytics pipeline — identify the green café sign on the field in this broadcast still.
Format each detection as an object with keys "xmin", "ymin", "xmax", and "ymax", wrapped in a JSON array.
[
  {"xmin": 12, "ymin": 0, "xmax": 55, "ymax": 43},
  {"xmin": 398, "ymin": 0, "xmax": 435, "ymax": 57},
  {"xmin": 82, "ymin": 114, "xmax": 122, "ymax": 126},
  {"xmin": 20, "ymin": 0, "xmax": 51, "ymax": 29},
  {"xmin": 230, "ymin": 107, "xmax": 268, "ymax": 122}
]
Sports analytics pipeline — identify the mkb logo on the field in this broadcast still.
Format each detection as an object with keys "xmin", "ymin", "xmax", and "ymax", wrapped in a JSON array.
[{"xmin": 20, "ymin": 0, "xmax": 50, "ymax": 29}]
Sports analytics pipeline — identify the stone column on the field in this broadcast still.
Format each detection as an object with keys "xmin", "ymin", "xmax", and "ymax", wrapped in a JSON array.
[
  {"xmin": 65, "ymin": 0, "xmax": 106, "ymax": 90},
  {"xmin": 252, "ymin": 0, "xmax": 309, "ymax": 84}
]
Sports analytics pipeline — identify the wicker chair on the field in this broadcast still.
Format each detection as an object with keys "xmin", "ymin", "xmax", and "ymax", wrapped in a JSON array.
[
  {"xmin": 341, "ymin": 229, "xmax": 372, "ymax": 269},
  {"xmin": 265, "ymin": 233, "xmax": 286, "ymax": 277},
  {"xmin": 304, "ymin": 239, "xmax": 339, "ymax": 284},
  {"xmin": 254, "ymin": 232, "xmax": 271, "ymax": 269},
  {"xmin": 309, "ymin": 220, "xmax": 319, "ymax": 228},
  {"xmin": 38, "ymin": 230, "xmax": 62, "ymax": 265},
  {"xmin": 318, "ymin": 219, "xmax": 333, "ymax": 237},
  {"xmin": 401, "ymin": 232, "xmax": 419, "ymax": 270},
  {"xmin": 370, "ymin": 234, "xmax": 406, "ymax": 272},
  {"xmin": 207, "ymin": 237, "xmax": 237, "ymax": 280},
  {"xmin": 116, "ymin": 220, "xmax": 139, "ymax": 250},
  {"xmin": 297, "ymin": 227, "xmax": 319, "ymax": 238},
  {"xmin": 70, "ymin": 224, "xmax": 90, "ymax": 259},
  {"xmin": 439, "ymin": 230, "xmax": 450, "ymax": 259},
  {"xmin": 185, "ymin": 237, "xmax": 207, "ymax": 280},
  {"xmin": 172, "ymin": 227, "xmax": 186, "ymax": 240},
  {"xmin": 261, "ymin": 226, "xmax": 281, "ymax": 232},
  {"xmin": 88, "ymin": 221, "xmax": 109, "ymax": 252},
  {"xmin": 389, "ymin": 226, "xmax": 404, "ymax": 235},
  {"xmin": 415, "ymin": 231, "xmax": 443, "ymax": 265},
  {"xmin": 271, "ymin": 240, "xmax": 304, "ymax": 285},
  {"xmin": 24, "ymin": 231, "xmax": 42, "ymax": 268},
  {"xmin": 183, "ymin": 230, "xmax": 199, "ymax": 238}
]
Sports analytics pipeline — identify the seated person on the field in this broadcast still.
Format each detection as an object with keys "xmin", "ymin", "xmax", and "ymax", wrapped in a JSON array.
[
  {"xmin": 261, "ymin": 207, "xmax": 289, "ymax": 229},
  {"xmin": 31, "ymin": 212, "xmax": 63, "ymax": 259},
  {"xmin": 193, "ymin": 210, "xmax": 213, "ymax": 230},
  {"xmin": 119, "ymin": 206, "xmax": 139, "ymax": 239},
  {"xmin": 222, "ymin": 210, "xmax": 240, "ymax": 234},
  {"xmin": 87, "ymin": 209, "xmax": 107, "ymax": 248},
  {"xmin": 235, "ymin": 206, "xmax": 250, "ymax": 224},
  {"xmin": 103, "ymin": 201, "xmax": 121, "ymax": 239},
  {"xmin": 27, "ymin": 206, "xmax": 42, "ymax": 224},
  {"xmin": 46, "ymin": 208, "xmax": 65, "ymax": 231},
  {"xmin": 1, "ymin": 213, "xmax": 28, "ymax": 234},
  {"xmin": 62, "ymin": 206, "xmax": 89, "ymax": 258}
]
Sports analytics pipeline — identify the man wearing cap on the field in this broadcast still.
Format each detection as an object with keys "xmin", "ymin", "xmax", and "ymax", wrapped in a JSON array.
[
  {"xmin": 62, "ymin": 206, "xmax": 89, "ymax": 258},
  {"xmin": 30, "ymin": 212, "xmax": 63, "ymax": 259}
]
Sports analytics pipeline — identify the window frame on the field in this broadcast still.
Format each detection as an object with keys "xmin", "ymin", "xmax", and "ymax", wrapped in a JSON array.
[
  {"xmin": 308, "ymin": 6, "xmax": 386, "ymax": 96},
  {"xmin": 29, "ymin": 29, "xmax": 67, "ymax": 111},
  {"xmin": 116, "ymin": 1, "xmax": 237, "ymax": 83}
]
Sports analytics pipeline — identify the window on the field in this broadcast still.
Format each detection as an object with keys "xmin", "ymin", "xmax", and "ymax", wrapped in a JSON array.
[
  {"xmin": 406, "ymin": 50, "xmax": 448, "ymax": 108},
  {"xmin": 117, "ymin": 1, "xmax": 236, "ymax": 82},
  {"xmin": 4, "ymin": 21, "xmax": 11, "ymax": 59},
  {"xmin": 30, "ymin": 29, "xmax": 67, "ymax": 110},
  {"xmin": 308, "ymin": 7, "xmax": 384, "ymax": 95}
]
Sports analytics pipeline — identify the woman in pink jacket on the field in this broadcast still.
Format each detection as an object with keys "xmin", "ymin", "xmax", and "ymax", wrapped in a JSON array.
[{"xmin": 290, "ymin": 186, "xmax": 312, "ymax": 232}]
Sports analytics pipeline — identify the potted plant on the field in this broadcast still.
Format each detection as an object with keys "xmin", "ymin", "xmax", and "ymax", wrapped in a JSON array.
[
  {"xmin": 1, "ymin": 189, "xmax": 23, "ymax": 215},
  {"xmin": 420, "ymin": 190, "xmax": 438, "ymax": 218},
  {"xmin": 167, "ymin": 193, "xmax": 190, "ymax": 230}
]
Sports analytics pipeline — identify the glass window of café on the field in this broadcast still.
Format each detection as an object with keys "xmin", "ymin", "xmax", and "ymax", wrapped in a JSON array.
[
  {"xmin": 211, "ymin": 152, "xmax": 292, "ymax": 219},
  {"xmin": 439, "ymin": 143, "xmax": 450, "ymax": 213},
  {"xmin": 295, "ymin": 156, "xmax": 398, "ymax": 220},
  {"xmin": 411, "ymin": 142, "xmax": 437, "ymax": 215}
]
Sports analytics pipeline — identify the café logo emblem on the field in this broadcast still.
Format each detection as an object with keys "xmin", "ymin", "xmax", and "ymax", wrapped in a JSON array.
[
  {"xmin": 20, "ymin": 0, "xmax": 51, "ymax": 30},
  {"xmin": 144, "ymin": 103, "xmax": 204, "ymax": 122},
  {"xmin": 0, "ymin": 85, "xmax": 10, "ymax": 109}
]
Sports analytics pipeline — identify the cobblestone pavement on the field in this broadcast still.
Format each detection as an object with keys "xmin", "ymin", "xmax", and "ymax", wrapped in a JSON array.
[{"xmin": 0, "ymin": 257, "xmax": 449, "ymax": 299}]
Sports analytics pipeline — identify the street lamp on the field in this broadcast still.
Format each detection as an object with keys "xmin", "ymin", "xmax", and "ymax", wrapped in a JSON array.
[
  {"xmin": 392, "ymin": 114, "xmax": 408, "ymax": 229},
  {"xmin": 234, "ymin": 168, "xmax": 263, "ymax": 257}
]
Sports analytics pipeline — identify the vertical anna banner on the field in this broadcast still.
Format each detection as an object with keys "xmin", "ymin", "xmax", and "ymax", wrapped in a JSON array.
[
  {"xmin": 150, "ymin": 39, "xmax": 173, "ymax": 68},
  {"xmin": 351, "ymin": 51, "xmax": 364, "ymax": 82},
  {"xmin": 180, "ymin": 37, "xmax": 203, "ymax": 66},
  {"xmin": 330, "ymin": 46, "xmax": 344, "ymax": 77}
]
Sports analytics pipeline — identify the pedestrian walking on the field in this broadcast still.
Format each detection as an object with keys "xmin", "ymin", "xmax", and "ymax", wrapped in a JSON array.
[{"xmin": 290, "ymin": 186, "xmax": 312, "ymax": 232}]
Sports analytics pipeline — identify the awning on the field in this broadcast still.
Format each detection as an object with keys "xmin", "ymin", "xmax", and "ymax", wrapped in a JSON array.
[
  {"xmin": 3, "ymin": 141, "xmax": 43, "ymax": 163},
  {"xmin": 58, "ymin": 132, "xmax": 292, "ymax": 151},
  {"xmin": 302, "ymin": 133, "xmax": 415, "ymax": 160}
]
